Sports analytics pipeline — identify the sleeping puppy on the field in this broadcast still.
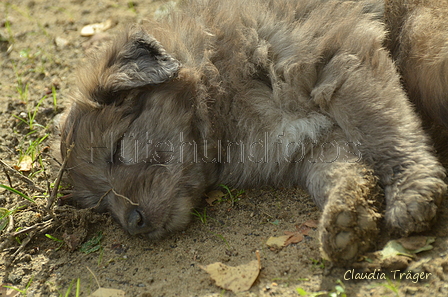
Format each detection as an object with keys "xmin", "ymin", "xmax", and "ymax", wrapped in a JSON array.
[{"xmin": 61, "ymin": 0, "xmax": 446, "ymax": 265}]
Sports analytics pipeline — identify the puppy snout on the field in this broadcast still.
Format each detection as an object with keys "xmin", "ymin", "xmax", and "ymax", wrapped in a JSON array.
[{"xmin": 126, "ymin": 208, "xmax": 152, "ymax": 235}]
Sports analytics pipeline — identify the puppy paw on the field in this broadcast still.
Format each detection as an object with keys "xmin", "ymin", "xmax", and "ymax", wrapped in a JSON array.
[
  {"xmin": 383, "ymin": 168, "xmax": 446, "ymax": 236},
  {"xmin": 385, "ymin": 193, "xmax": 438, "ymax": 236},
  {"xmin": 320, "ymin": 201, "xmax": 380, "ymax": 265}
]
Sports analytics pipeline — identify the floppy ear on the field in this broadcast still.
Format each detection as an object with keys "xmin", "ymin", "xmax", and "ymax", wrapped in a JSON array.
[{"xmin": 83, "ymin": 27, "xmax": 181, "ymax": 105}]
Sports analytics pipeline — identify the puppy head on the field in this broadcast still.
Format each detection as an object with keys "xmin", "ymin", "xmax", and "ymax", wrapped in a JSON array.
[{"xmin": 61, "ymin": 27, "xmax": 205, "ymax": 238}]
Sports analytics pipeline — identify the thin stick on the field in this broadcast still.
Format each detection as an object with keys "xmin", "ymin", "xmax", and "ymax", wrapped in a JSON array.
[
  {"xmin": 6, "ymin": 214, "xmax": 14, "ymax": 233},
  {"xmin": 3, "ymin": 169, "xmax": 13, "ymax": 188},
  {"xmin": 0, "ymin": 237, "xmax": 13, "ymax": 254},
  {"xmin": 86, "ymin": 266, "xmax": 101, "ymax": 289},
  {"xmin": 42, "ymin": 160, "xmax": 52, "ymax": 202},
  {"xmin": 0, "ymin": 219, "xmax": 53, "ymax": 259},
  {"xmin": 111, "ymin": 188, "xmax": 139, "ymax": 206},
  {"xmin": 89, "ymin": 189, "xmax": 112, "ymax": 210},
  {"xmin": 0, "ymin": 216, "xmax": 15, "ymax": 253},
  {"xmin": 255, "ymin": 250, "xmax": 261, "ymax": 270},
  {"xmin": 10, "ymin": 224, "xmax": 39, "ymax": 237},
  {"xmin": 46, "ymin": 143, "xmax": 74, "ymax": 210},
  {"xmin": 10, "ymin": 230, "xmax": 35, "ymax": 259}
]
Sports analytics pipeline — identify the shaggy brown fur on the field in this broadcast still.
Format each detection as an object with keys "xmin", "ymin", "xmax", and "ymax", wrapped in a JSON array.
[
  {"xmin": 61, "ymin": 0, "xmax": 446, "ymax": 265},
  {"xmin": 385, "ymin": 0, "xmax": 448, "ymax": 164}
]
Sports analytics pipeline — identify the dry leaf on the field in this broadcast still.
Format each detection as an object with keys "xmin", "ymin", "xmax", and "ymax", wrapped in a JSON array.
[
  {"xmin": 296, "ymin": 220, "xmax": 318, "ymax": 236},
  {"xmin": 397, "ymin": 236, "xmax": 434, "ymax": 252},
  {"xmin": 283, "ymin": 231, "xmax": 304, "ymax": 246},
  {"xmin": 354, "ymin": 237, "xmax": 435, "ymax": 271},
  {"xmin": 205, "ymin": 190, "xmax": 225, "ymax": 206},
  {"xmin": 303, "ymin": 219, "xmax": 319, "ymax": 229},
  {"xmin": 295, "ymin": 226, "xmax": 310, "ymax": 236},
  {"xmin": 267, "ymin": 220, "xmax": 317, "ymax": 248},
  {"xmin": 380, "ymin": 237, "xmax": 435, "ymax": 261},
  {"xmin": 16, "ymin": 155, "xmax": 33, "ymax": 172},
  {"xmin": 88, "ymin": 288, "xmax": 126, "ymax": 297},
  {"xmin": 266, "ymin": 235, "xmax": 292, "ymax": 248},
  {"xmin": 200, "ymin": 251, "xmax": 261, "ymax": 293},
  {"xmin": 380, "ymin": 240, "xmax": 414, "ymax": 259},
  {"xmin": 81, "ymin": 20, "xmax": 113, "ymax": 37}
]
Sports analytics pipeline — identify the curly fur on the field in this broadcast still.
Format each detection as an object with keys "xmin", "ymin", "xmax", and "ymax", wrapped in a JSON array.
[
  {"xmin": 385, "ymin": 0, "xmax": 448, "ymax": 164},
  {"xmin": 61, "ymin": 0, "xmax": 446, "ymax": 265}
]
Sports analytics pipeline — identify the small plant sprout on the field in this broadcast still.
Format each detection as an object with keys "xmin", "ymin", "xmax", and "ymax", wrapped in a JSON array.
[
  {"xmin": 0, "ymin": 208, "xmax": 11, "ymax": 232},
  {"xmin": 80, "ymin": 232, "xmax": 103, "ymax": 254},
  {"xmin": 219, "ymin": 184, "xmax": 245, "ymax": 206},
  {"xmin": 329, "ymin": 280, "xmax": 347, "ymax": 297},
  {"xmin": 0, "ymin": 205, "xmax": 27, "ymax": 234},
  {"xmin": 192, "ymin": 208, "xmax": 209, "ymax": 225},
  {"xmin": 52, "ymin": 85, "xmax": 58, "ymax": 111},
  {"xmin": 128, "ymin": 1, "xmax": 137, "ymax": 13},
  {"xmin": 45, "ymin": 233, "xmax": 64, "ymax": 250},
  {"xmin": 59, "ymin": 278, "xmax": 80, "ymax": 297},
  {"xmin": 210, "ymin": 231, "xmax": 231, "ymax": 249},
  {"xmin": 75, "ymin": 278, "xmax": 81, "ymax": 297},
  {"xmin": 296, "ymin": 287, "xmax": 327, "ymax": 297},
  {"xmin": 310, "ymin": 258, "xmax": 325, "ymax": 270},
  {"xmin": 3, "ymin": 275, "xmax": 34, "ymax": 296},
  {"xmin": 13, "ymin": 92, "xmax": 48, "ymax": 131},
  {"xmin": 3, "ymin": 15, "xmax": 14, "ymax": 44}
]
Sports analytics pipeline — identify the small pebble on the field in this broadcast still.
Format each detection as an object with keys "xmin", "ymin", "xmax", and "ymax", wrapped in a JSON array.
[{"xmin": 55, "ymin": 37, "xmax": 69, "ymax": 49}]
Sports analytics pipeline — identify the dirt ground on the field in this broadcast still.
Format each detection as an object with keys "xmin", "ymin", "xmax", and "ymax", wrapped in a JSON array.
[{"xmin": 1, "ymin": 0, "xmax": 448, "ymax": 296}]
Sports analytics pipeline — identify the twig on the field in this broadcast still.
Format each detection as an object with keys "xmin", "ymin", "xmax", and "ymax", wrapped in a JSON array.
[
  {"xmin": 8, "ymin": 230, "xmax": 36, "ymax": 265},
  {"xmin": 86, "ymin": 266, "xmax": 101, "ymax": 289},
  {"xmin": 88, "ymin": 188, "xmax": 139, "ymax": 209},
  {"xmin": 1, "ymin": 219, "xmax": 54, "ymax": 266},
  {"xmin": 0, "ymin": 219, "xmax": 52, "ymax": 252},
  {"xmin": 111, "ymin": 188, "xmax": 139, "ymax": 206},
  {"xmin": 46, "ymin": 143, "xmax": 73, "ymax": 210},
  {"xmin": 6, "ymin": 214, "xmax": 14, "ymax": 233},
  {"xmin": 0, "ymin": 237, "xmax": 13, "ymax": 255},
  {"xmin": 0, "ymin": 159, "xmax": 46, "ymax": 192},
  {"xmin": 11, "ymin": 220, "xmax": 52, "ymax": 237},
  {"xmin": 91, "ymin": 189, "xmax": 111, "ymax": 209},
  {"xmin": 3, "ymin": 168, "xmax": 13, "ymax": 188},
  {"xmin": 46, "ymin": 153, "xmax": 62, "ymax": 167},
  {"xmin": 41, "ymin": 159, "xmax": 52, "ymax": 202},
  {"xmin": 0, "ymin": 215, "xmax": 15, "ymax": 253}
]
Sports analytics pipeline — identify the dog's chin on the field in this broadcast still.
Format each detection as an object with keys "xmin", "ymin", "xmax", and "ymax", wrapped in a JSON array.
[
  {"xmin": 140, "ymin": 224, "xmax": 186, "ymax": 240},
  {"xmin": 131, "ymin": 216, "xmax": 191, "ymax": 240},
  {"xmin": 142, "ymin": 228, "xmax": 168, "ymax": 240},
  {"xmin": 121, "ymin": 220, "xmax": 168, "ymax": 238}
]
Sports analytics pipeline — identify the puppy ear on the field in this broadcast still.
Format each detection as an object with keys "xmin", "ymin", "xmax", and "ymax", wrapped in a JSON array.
[{"xmin": 82, "ymin": 27, "xmax": 181, "ymax": 105}]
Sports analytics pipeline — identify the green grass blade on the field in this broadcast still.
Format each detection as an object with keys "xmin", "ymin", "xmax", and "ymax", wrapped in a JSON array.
[
  {"xmin": 75, "ymin": 278, "xmax": 81, "ymax": 297},
  {"xmin": 45, "ymin": 234, "xmax": 63, "ymax": 242},
  {"xmin": 0, "ymin": 184, "xmax": 35, "ymax": 203}
]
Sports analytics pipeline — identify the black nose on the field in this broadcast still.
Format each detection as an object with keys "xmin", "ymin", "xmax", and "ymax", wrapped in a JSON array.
[{"xmin": 126, "ymin": 208, "xmax": 152, "ymax": 235}]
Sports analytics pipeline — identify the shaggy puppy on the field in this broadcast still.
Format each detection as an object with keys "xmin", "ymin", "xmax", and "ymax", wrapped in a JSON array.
[
  {"xmin": 61, "ymin": 0, "xmax": 446, "ymax": 265},
  {"xmin": 385, "ymin": 0, "xmax": 448, "ymax": 163}
]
